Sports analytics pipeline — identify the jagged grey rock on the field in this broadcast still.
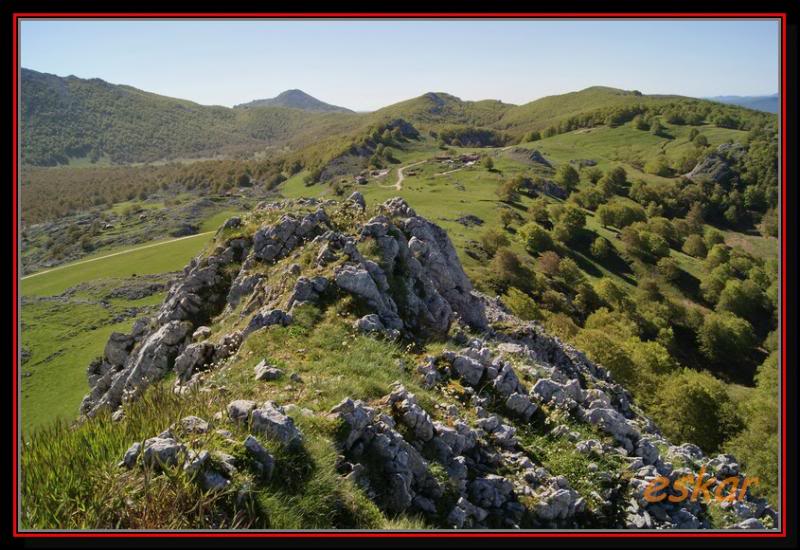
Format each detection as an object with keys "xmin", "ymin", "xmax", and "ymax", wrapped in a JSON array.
[
  {"xmin": 227, "ymin": 399, "xmax": 257, "ymax": 424},
  {"xmin": 244, "ymin": 435, "xmax": 275, "ymax": 479},
  {"xmin": 251, "ymin": 402, "xmax": 303, "ymax": 447},
  {"xmin": 254, "ymin": 360, "xmax": 284, "ymax": 381},
  {"xmin": 141, "ymin": 437, "xmax": 186, "ymax": 469}
]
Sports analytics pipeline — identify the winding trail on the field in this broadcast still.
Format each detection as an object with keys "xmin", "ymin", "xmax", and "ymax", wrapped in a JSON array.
[
  {"xmin": 21, "ymin": 230, "xmax": 215, "ymax": 281},
  {"xmin": 380, "ymin": 160, "xmax": 426, "ymax": 190}
]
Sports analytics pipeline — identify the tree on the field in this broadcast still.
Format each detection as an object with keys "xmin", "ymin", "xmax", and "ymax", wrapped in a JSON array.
[
  {"xmin": 650, "ymin": 118, "xmax": 665, "ymax": 136},
  {"xmin": 656, "ymin": 257, "xmax": 681, "ymax": 282},
  {"xmin": 716, "ymin": 279, "xmax": 767, "ymax": 324},
  {"xmin": 479, "ymin": 227, "xmax": 509, "ymax": 257},
  {"xmin": 723, "ymin": 352, "xmax": 779, "ymax": 505},
  {"xmin": 724, "ymin": 204, "xmax": 741, "ymax": 225},
  {"xmin": 686, "ymin": 202, "xmax": 705, "ymax": 232},
  {"xmin": 698, "ymin": 312, "xmax": 756, "ymax": 368},
  {"xmin": 537, "ymin": 250, "xmax": 561, "ymax": 277},
  {"xmin": 503, "ymin": 288, "xmax": 542, "ymax": 321},
  {"xmin": 631, "ymin": 114, "xmax": 650, "ymax": 131},
  {"xmin": 596, "ymin": 205, "xmax": 614, "ymax": 228},
  {"xmin": 574, "ymin": 329, "xmax": 637, "ymax": 386},
  {"xmin": 682, "ymin": 234, "xmax": 707, "ymax": 258},
  {"xmin": 653, "ymin": 368, "xmax": 743, "ymax": 453},
  {"xmin": 557, "ymin": 257, "xmax": 585, "ymax": 288},
  {"xmin": 700, "ymin": 263, "xmax": 735, "ymax": 304},
  {"xmin": 570, "ymin": 188, "xmax": 604, "ymax": 211},
  {"xmin": 555, "ymin": 164, "xmax": 580, "ymax": 193},
  {"xmin": 523, "ymin": 130, "xmax": 541, "ymax": 142},
  {"xmin": 527, "ymin": 198, "xmax": 550, "ymax": 226},
  {"xmin": 584, "ymin": 166, "xmax": 603, "ymax": 183},
  {"xmin": 607, "ymin": 166, "xmax": 628, "ymax": 188},
  {"xmin": 518, "ymin": 222, "xmax": 553, "ymax": 255},
  {"xmin": 644, "ymin": 156, "xmax": 672, "ymax": 177},
  {"xmin": 489, "ymin": 248, "xmax": 530, "ymax": 293},
  {"xmin": 552, "ymin": 205, "xmax": 586, "ymax": 244},
  {"xmin": 590, "ymin": 236, "xmax": 611, "ymax": 259},
  {"xmin": 705, "ymin": 243, "xmax": 731, "ymax": 269},
  {"xmin": 482, "ymin": 156, "xmax": 495, "ymax": 171},
  {"xmin": 693, "ymin": 133, "xmax": 709, "ymax": 147},
  {"xmin": 499, "ymin": 208, "xmax": 517, "ymax": 229},
  {"xmin": 496, "ymin": 178, "xmax": 520, "ymax": 203},
  {"xmin": 704, "ymin": 228, "xmax": 725, "ymax": 248}
]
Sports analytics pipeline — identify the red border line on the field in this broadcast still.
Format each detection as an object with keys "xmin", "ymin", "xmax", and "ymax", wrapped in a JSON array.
[
  {"xmin": 12, "ymin": 12, "xmax": 789, "ymax": 540},
  {"xmin": 12, "ymin": 10, "xmax": 19, "ymax": 543}
]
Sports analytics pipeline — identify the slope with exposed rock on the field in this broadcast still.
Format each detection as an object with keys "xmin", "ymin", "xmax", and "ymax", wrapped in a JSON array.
[{"xmin": 55, "ymin": 195, "xmax": 778, "ymax": 531}]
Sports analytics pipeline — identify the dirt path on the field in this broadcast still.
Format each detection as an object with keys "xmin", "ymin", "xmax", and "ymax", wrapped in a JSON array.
[
  {"xmin": 380, "ymin": 160, "xmax": 426, "ymax": 190},
  {"xmin": 21, "ymin": 230, "xmax": 215, "ymax": 281},
  {"xmin": 436, "ymin": 166, "xmax": 465, "ymax": 177}
]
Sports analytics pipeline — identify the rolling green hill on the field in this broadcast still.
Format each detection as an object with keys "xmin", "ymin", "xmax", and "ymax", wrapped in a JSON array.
[
  {"xmin": 20, "ymin": 69, "xmax": 363, "ymax": 166},
  {"xmin": 21, "ymin": 71, "xmax": 773, "ymax": 168}
]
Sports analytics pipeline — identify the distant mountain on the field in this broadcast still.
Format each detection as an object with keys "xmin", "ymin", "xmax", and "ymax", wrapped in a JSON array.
[
  {"xmin": 707, "ymin": 94, "xmax": 779, "ymax": 113},
  {"xmin": 20, "ymin": 69, "xmax": 775, "ymax": 167},
  {"xmin": 235, "ymin": 89, "xmax": 354, "ymax": 113},
  {"xmin": 20, "ymin": 69, "xmax": 360, "ymax": 165}
]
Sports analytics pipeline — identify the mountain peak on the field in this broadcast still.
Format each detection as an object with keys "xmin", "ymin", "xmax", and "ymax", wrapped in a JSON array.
[{"xmin": 235, "ymin": 89, "xmax": 353, "ymax": 113}]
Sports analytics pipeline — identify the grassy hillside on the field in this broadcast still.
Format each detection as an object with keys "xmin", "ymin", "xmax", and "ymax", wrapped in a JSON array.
[
  {"xmin": 371, "ymin": 92, "xmax": 514, "ymax": 127},
  {"xmin": 20, "ymin": 208, "xmax": 241, "ymax": 433},
  {"xmin": 20, "ymin": 69, "xmax": 363, "ymax": 166}
]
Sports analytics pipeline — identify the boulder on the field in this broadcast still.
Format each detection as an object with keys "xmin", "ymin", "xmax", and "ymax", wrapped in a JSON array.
[
  {"xmin": 251, "ymin": 402, "xmax": 303, "ymax": 447},
  {"xmin": 243, "ymin": 435, "xmax": 275, "ymax": 479},
  {"xmin": 227, "ymin": 399, "xmax": 257, "ymax": 424}
]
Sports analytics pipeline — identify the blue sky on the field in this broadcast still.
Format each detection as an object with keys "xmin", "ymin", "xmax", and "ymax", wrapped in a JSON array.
[{"xmin": 20, "ymin": 19, "xmax": 780, "ymax": 111}]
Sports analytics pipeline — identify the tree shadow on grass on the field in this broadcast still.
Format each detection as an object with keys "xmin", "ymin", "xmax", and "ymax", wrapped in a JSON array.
[
  {"xmin": 566, "ymin": 234, "xmax": 636, "ymax": 285},
  {"xmin": 674, "ymin": 269, "xmax": 701, "ymax": 300}
]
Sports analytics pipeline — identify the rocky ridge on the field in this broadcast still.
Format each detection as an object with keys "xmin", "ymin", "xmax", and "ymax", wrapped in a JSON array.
[{"xmin": 81, "ymin": 195, "xmax": 776, "ymax": 530}]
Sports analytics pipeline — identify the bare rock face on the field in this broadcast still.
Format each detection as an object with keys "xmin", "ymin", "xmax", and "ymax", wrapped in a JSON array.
[
  {"xmin": 686, "ymin": 143, "xmax": 746, "ymax": 185},
  {"xmin": 80, "ymin": 240, "xmax": 248, "ymax": 417},
  {"xmin": 81, "ymin": 196, "xmax": 487, "ymax": 418},
  {"xmin": 332, "ymin": 198, "xmax": 487, "ymax": 337}
]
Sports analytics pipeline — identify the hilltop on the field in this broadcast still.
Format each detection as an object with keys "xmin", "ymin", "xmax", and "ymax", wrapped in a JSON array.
[
  {"xmin": 235, "ymin": 89, "xmax": 354, "ymax": 113},
  {"xmin": 20, "ymin": 70, "xmax": 774, "ymax": 167}
]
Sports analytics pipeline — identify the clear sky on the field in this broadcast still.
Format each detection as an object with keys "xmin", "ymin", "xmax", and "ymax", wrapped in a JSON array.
[{"xmin": 20, "ymin": 19, "xmax": 780, "ymax": 111}]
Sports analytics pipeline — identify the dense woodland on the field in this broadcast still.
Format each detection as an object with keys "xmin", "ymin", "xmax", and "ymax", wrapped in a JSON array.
[{"xmin": 472, "ymin": 110, "xmax": 779, "ymax": 503}]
